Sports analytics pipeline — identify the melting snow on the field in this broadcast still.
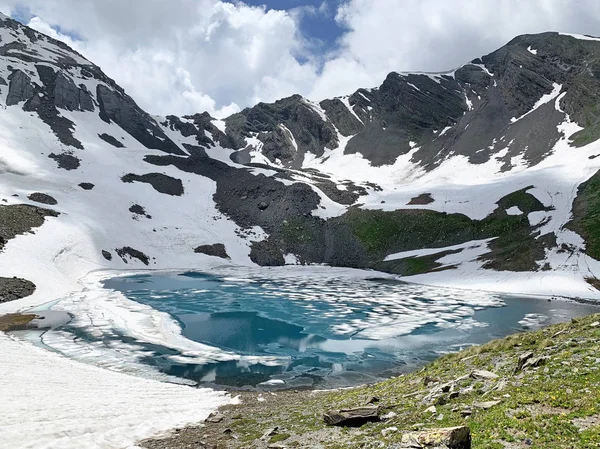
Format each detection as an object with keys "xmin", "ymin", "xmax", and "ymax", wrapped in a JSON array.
[{"xmin": 511, "ymin": 83, "xmax": 562, "ymax": 123}]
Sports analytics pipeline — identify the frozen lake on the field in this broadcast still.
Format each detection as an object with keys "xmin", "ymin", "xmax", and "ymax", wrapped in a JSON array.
[{"xmin": 17, "ymin": 267, "xmax": 600, "ymax": 390}]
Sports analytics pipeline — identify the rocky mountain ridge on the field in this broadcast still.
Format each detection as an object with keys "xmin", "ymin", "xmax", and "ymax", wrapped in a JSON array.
[{"xmin": 1, "ymin": 13, "xmax": 600, "ymax": 302}]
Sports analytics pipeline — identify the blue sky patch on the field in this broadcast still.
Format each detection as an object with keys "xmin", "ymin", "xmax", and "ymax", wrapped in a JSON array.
[{"xmin": 241, "ymin": 0, "xmax": 347, "ymax": 56}]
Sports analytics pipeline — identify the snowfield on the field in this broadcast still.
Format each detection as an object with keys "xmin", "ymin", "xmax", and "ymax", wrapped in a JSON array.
[{"xmin": 0, "ymin": 331, "xmax": 233, "ymax": 449}]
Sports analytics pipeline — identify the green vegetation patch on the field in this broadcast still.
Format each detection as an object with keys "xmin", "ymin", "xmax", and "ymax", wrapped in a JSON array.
[{"xmin": 568, "ymin": 169, "xmax": 600, "ymax": 260}]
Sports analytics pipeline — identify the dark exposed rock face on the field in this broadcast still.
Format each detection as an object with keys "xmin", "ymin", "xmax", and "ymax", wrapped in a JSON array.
[
  {"xmin": 408, "ymin": 193, "xmax": 434, "ymax": 205},
  {"xmin": 0, "ymin": 204, "xmax": 59, "ymax": 251},
  {"xmin": 78, "ymin": 183, "xmax": 95, "ymax": 190},
  {"xmin": 28, "ymin": 193, "xmax": 57, "ymax": 205},
  {"xmin": 6, "ymin": 70, "xmax": 34, "ymax": 106},
  {"xmin": 0, "ymin": 277, "xmax": 36, "ymax": 303},
  {"xmin": 101, "ymin": 250, "xmax": 113, "ymax": 261},
  {"xmin": 194, "ymin": 243, "xmax": 230, "ymax": 259},
  {"xmin": 224, "ymin": 94, "xmax": 338, "ymax": 168},
  {"xmin": 48, "ymin": 152, "xmax": 81, "ymax": 170},
  {"xmin": 115, "ymin": 247, "xmax": 150, "ymax": 265},
  {"xmin": 129, "ymin": 204, "xmax": 152, "ymax": 219},
  {"xmin": 208, "ymin": 32, "xmax": 600, "ymax": 172},
  {"xmin": 98, "ymin": 133, "xmax": 125, "ymax": 148},
  {"xmin": 97, "ymin": 85, "xmax": 185, "ymax": 155},
  {"xmin": 121, "ymin": 173, "xmax": 184, "ymax": 196}
]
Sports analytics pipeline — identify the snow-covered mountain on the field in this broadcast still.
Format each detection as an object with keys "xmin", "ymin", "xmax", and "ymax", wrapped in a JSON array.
[{"xmin": 2, "ymin": 12, "xmax": 600, "ymax": 312}]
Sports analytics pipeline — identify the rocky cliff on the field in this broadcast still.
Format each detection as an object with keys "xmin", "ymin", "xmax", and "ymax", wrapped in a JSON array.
[{"xmin": 2, "ymin": 13, "xmax": 600, "ymax": 300}]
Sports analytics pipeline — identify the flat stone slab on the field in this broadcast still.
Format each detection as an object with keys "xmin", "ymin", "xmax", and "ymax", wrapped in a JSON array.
[{"xmin": 323, "ymin": 406, "xmax": 381, "ymax": 427}]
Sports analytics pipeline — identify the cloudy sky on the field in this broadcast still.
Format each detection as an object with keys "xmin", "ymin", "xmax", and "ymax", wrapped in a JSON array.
[{"xmin": 2, "ymin": 0, "xmax": 600, "ymax": 117}]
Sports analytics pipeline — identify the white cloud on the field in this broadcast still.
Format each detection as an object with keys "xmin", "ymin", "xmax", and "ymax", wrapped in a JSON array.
[
  {"xmin": 308, "ymin": 0, "xmax": 600, "ymax": 100},
  {"xmin": 4, "ymin": 0, "xmax": 600, "ymax": 117}
]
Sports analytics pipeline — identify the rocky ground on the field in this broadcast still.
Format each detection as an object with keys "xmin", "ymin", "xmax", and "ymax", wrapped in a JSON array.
[
  {"xmin": 0, "ymin": 277, "xmax": 35, "ymax": 303},
  {"xmin": 141, "ymin": 314, "xmax": 600, "ymax": 449}
]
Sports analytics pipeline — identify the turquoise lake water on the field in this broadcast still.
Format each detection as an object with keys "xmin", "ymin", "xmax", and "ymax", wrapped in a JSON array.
[{"xmin": 91, "ymin": 270, "xmax": 600, "ymax": 390}]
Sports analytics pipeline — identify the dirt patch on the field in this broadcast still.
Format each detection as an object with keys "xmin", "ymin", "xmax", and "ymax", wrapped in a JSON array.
[
  {"xmin": 0, "ymin": 313, "xmax": 36, "ymax": 332},
  {"xmin": 0, "ymin": 277, "xmax": 35, "ymax": 303}
]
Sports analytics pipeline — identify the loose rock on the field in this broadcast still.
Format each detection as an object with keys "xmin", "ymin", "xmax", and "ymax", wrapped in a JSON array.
[
  {"xmin": 401, "ymin": 426, "xmax": 471, "ymax": 448},
  {"xmin": 323, "ymin": 406, "xmax": 380, "ymax": 427}
]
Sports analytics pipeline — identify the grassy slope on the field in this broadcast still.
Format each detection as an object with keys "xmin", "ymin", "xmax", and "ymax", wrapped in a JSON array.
[
  {"xmin": 143, "ymin": 313, "xmax": 600, "ymax": 448},
  {"xmin": 569, "ymin": 169, "xmax": 600, "ymax": 262},
  {"xmin": 347, "ymin": 188, "xmax": 547, "ymax": 275}
]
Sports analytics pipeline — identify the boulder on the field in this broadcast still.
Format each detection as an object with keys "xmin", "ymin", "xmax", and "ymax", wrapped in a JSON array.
[
  {"xmin": 401, "ymin": 426, "xmax": 471, "ymax": 448},
  {"xmin": 470, "ymin": 370, "xmax": 499, "ymax": 380},
  {"xmin": 515, "ymin": 351, "xmax": 534, "ymax": 373},
  {"xmin": 323, "ymin": 406, "xmax": 380, "ymax": 427}
]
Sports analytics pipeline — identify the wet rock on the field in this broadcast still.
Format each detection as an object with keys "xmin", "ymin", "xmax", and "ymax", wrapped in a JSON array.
[
  {"xmin": 28, "ymin": 192, "xmax": 57, "ymax": 205},
  {"xmin": 194, "ymin": 243, "xmax": 230, "ymax": 259},
  {"xmin": 323, "ymin": 406, "xmax": 381, "ymax": 427},
  {"xmin": 401, "ymin": 426, "xmax": 471, "ymax": 448}
]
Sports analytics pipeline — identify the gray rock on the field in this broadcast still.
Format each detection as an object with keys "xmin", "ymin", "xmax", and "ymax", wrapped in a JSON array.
[
  {"xmin": 194, "ymin": 243, "xmax": 229, "ymax": 259},
  {"xmin": 6, "ymin": 70, "xmax": 34, "ymax": 106},
  {"xmin": 121, "ymin": 173, "xmax": 184, "ymax": 196},
  {"xmin": 115, "ymin": 247, "xmax": 150, "ymax": 265},
  {"xmin": 401, "ymin": 426, "xmax": 471, "ymax": 448},
  {"xmin": 28, "ymin": 193, "xmax": 57, "ymax": 205},
  {"xmin": 323, "ymin": 406, "xmax": 381, "ymax": 427},
  {"xmin": 470, "ymin": 370, "xmax": 499, "ymax": 380},
  {"xmin": 98, "ymin": 133, "xmax": 124, "ymax": 148},
  {"xmin": 0, "ymin": 277, "xmax": 35, "ymax": 303}
]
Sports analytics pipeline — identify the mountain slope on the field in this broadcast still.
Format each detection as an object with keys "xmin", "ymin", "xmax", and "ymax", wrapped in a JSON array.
[{"xmin": 1, "ymin": 16, "xmax": 600, "ymax": 306}]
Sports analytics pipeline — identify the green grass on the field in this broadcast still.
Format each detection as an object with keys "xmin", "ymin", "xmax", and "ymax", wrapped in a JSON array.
[
  {"xmin": 217, "ymin": 314, "xmax": 600, "ymax": 448},
  {"xmin": 568, "ymin": 169, "xmax": 600, "ymax": 261}
]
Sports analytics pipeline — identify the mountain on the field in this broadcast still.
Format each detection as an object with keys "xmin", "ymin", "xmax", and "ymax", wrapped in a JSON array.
[{"xmin": 2, "ymin": 12, "xmax": 600, "ymax": 305}]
